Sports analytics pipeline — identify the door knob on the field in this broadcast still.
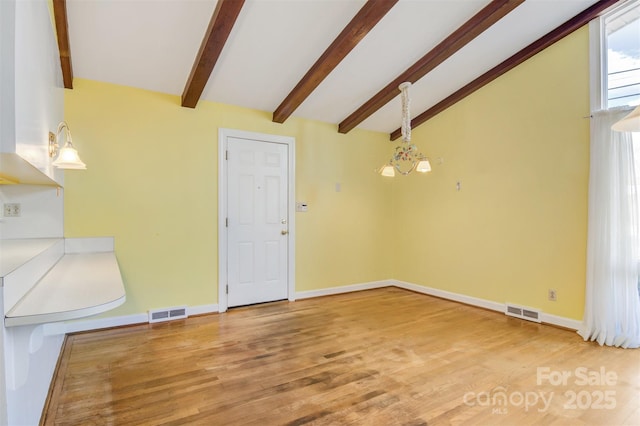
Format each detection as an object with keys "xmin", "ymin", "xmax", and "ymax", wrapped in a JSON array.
[{"xmin": 281, "ymin": 230, "xmax": 289, "ymax": 235}]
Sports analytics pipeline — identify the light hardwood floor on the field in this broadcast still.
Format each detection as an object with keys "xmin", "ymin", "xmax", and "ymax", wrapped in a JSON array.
[{"xmin": 43, "ymin": 288, "xmax": 640, "ymax": 425}]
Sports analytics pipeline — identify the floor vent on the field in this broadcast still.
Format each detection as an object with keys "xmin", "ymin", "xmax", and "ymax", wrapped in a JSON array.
[
  {"xmin": 148, "ymin": 306, "xmax": 188, "ymax": 323},
  {"xmin": 505, "ymin": 303, "xmax": 541, "ymax": 323}
]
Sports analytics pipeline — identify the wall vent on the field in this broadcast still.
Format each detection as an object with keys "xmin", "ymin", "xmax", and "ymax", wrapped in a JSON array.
[
  {"xmin": 148, "ymin": 306, "xmax": 188, "ymax": 323},
  {"xmin": 505, "ymin": 303, "xmax": 541, "ymax": 323}
]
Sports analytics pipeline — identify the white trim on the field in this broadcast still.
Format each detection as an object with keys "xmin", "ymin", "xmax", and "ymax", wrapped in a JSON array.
[
  {"xmin": 295, "ymin": 280, "xmax": 392, "ymax": 300},
  {"xmin": 188, "ymin": 304, "xmax": 219, "ymax": 316},
  {"xmin": 217, "ymin": 129, "xmax": 227, "ymax": 312},
  {"xmin": 393, "ymin": 280, "xmax": 504, "ymax": 312},
  {"xmin": 60, "ymin": 282, "xmax": 582, "ymax": 333},
  {"xmin": 65, "ymin": 313, "xmax": 147, "ymax": 334},
  {"xmin": 589, "ymin": 18, "xmax": 605, "ymax": 112},
  {"xmin": 393, "ymin": 280, "xmax": 581, "ymax": 330},
  {"xmin": 540, "ymin": 313, "xmax": 582, "ymax": 331},
  {"xmin": 287, "ymin": 135, "xmax": 296, "ymax": 304},
  {"xmin": 217, "ymin": 128, "xmax": 296, "ymax": 312},
  {"xmin": 63, "ymin": 303, "xmax": 219, "ymax": 334}
]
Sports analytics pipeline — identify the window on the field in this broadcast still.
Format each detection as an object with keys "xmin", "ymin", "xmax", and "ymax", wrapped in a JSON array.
[
  {"xmin": 590, "ymin": 0, "xmax": 640, "ymax": 184},
  {"xmin": 590, "ymin": 0, "xmax": 640, "ymax": 295},
  {"xmin": 605, "ymin": 3, "xmax": 640, "ymax": 108},
  {"xmin": 591, "ymin": 0, "xmax": 640, "ymax": 111}
]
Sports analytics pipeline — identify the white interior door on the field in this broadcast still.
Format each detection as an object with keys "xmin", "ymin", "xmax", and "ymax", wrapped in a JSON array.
[{"xmin": 226, "ymin": 136, "xmax": 289, "ymax": 307}]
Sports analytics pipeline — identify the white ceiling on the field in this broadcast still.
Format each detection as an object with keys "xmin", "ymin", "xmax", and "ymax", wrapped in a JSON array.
[{"xmin": 66, "ymin": 0, "xmax": 600, "ymax": 134}]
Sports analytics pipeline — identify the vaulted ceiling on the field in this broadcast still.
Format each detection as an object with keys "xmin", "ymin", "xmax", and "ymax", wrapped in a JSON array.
[{"xmin": 53, "ymin": 0, "xmax": 620, "ymax": 140}]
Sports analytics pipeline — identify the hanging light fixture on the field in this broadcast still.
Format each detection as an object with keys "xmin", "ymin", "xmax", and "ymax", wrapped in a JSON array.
[
  {"xmin": 378, "ymin": 82, "xmax": 431, "ymax": 177},
  {"xmin": 49, "ymin": 121, "xmax": 87, "ymax": 170}
]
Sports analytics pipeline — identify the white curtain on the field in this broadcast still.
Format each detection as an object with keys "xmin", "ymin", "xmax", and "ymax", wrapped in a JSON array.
[{"xmin": 579, "ymin": 108, "xmax": 640, "ymax": 348}]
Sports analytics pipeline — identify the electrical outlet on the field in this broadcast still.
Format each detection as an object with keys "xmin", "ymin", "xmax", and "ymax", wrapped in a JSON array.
[
  {"xmin": 548, "ymin": 289, "xmax": 557, "ymax": 301},
  {"xmin": 3, "ymin": 203, "xmax": 21, "ymax": 217}
]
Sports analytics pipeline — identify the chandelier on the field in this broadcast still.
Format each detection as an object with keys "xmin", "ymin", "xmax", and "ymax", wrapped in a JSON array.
[{"xmin": 378, "ymin": 82, "xmax": 431, "ymax": 177}]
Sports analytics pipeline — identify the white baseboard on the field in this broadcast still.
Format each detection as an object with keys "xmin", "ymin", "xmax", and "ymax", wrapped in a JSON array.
[
  {"xmin": 62, "ymin": 283, "xmax": 581, "ymax": 334},
  {"xmin": 295, "ymin": 280, "xmax": 392, "ymax": 300},
  {"xmin": 65, "ymin": 313, "xmax": 147, "ymax": 334},
  {"xmin": 540, "ymin": 313, "xmax": 582, "ymax": 330},
  {"xmin": 188, "ymin": 304, "xmax": 219, "ymax": 316},
  {"xmin": 392, "ymin": 280, "xmax": 582, "ymax": 331},
  {"xmin": 64, "ymin": 304, "xmax": 219, "ymax": 334},
  {"xmin": 393, "ymin": 280, "xmax": 505, "ymax": 312}
]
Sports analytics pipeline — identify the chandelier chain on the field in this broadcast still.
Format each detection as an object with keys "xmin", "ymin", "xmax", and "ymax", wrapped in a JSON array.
[{"xmin": 400, "ymin": 83, "xmax": 411, "ymax": 143}]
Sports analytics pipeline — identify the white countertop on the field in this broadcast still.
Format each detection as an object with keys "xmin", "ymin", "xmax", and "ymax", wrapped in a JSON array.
[
  {"xmin": 5, "ymin": 252, "xmax": 126, "ymax": 327},
  {"xmin": 0, "ymin": 238, "xmax": 61, "ymax": 279},
  {"xmin": 1, "ymin": 237, "xmax": 126, "ymax": 327}
]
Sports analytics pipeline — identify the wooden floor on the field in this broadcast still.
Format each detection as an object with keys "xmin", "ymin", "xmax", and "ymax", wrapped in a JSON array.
[{"xmin": 43, "ymin": 288, "xmax": 640, "ymax": 425}]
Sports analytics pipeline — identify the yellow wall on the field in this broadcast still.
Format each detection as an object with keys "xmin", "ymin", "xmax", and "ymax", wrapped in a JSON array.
[
  {"xmin": 63, "ymin": 80, "xmax": 393, "ymax": 316},
  {"xmin": 392, "ymin": 27, "xmax": 590, "ymax": 320},
  {"xmin": 65, "ymin": 26, "xmax": 590, "ymax": 321}
]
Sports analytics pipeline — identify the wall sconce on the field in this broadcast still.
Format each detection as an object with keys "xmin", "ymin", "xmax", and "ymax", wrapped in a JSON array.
[{"xmin": 48, "ymin": 121, "xmax": 87, "ymax": 170}]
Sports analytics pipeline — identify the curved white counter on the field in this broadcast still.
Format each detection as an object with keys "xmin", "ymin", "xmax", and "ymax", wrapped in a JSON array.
[
  {"xmin": 5, "ymin": 252, "xmax": 125, "ymax": 327},
  {"xmin": 1, "ymin": 237, "xmax": 126, "ymax": 327}
]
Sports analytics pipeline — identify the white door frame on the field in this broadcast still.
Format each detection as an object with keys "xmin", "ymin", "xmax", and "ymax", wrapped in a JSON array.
[{"xmin": 218, "ymin": 128, "xmax": 296, "ymax": 312}]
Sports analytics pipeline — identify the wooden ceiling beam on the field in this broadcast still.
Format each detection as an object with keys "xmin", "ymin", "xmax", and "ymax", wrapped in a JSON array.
[
  {"xmin": 53, "ymin": 0, "xmax": 73, "ymax": 89},
  {"xmin": 390, "ymin": 0, "xmax": 621, "ymax": 140},
  {"xmin": 272, "ymin": 0, "xmax": 399, "ymax": 124},
  {"xmin": 338, "ymin": 0, "xmax": 524, "ymax": 134},
  {"xmin": 182, "ymin": 0, "xmax": 245, "ymax": 108}
]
